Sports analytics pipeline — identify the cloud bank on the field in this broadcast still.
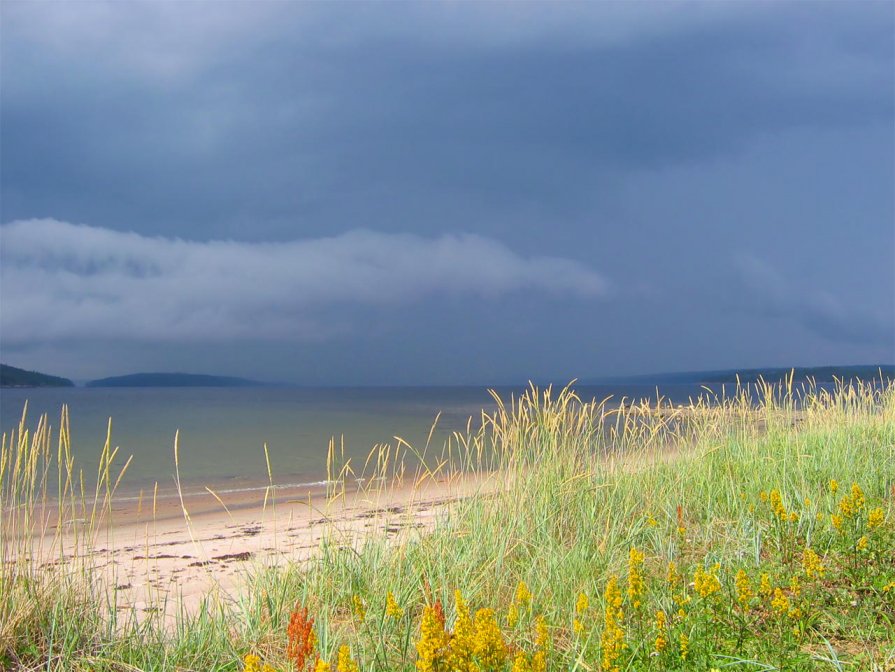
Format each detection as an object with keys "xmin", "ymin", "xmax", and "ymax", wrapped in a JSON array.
[{"xmin": 0, "ymin": 219, "xmax": 608, "ymax": 344}]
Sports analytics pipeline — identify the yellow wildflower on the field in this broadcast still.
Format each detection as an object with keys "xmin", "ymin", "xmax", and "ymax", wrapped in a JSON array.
[
  {"xmin": 654, "ymin": 610, "xmax": 668, "ymax": 652},
  {"xmin": 837, "ymin": 483, "xmax": 866, "ymax": 521},
  {"xmin": 666, "ymin": 561, "xmax": 680, "ymax": 587},
  {"xmin": 882, "ymin": 581, "xmax": 895, "ymax": 593},
  {"xmin": 352, "ymin": 594, "xmax": 366, "ymax": 622},
  {"xmin": 850, "ymin": 483, "xmax": 865, "ymax": 510},
  {"xmin": 769, "ymin": 489, "xmax": 788, "ymax": 520},
  {"xmin": 507, "ymin": 602, "xmax": 519, "ymax": 628},
  {"xmin": 244, "ymin": 654, "xmax": 262, "ymax": 672},
  {"xmin": 868, "ymin": 507, "xmax": 885, "ymax": 529},
  {"xmin": 829, "ymin": 479, "xmax": 838, "ymax": 493},
  {"xmin": 759, "ymin": 573, "xmax": 772, "ymax": 596},
  {"xmin": 693, "ymin": 564, "xmax": 721, "ymax": 598},
  {"xmin": 857, "ymin": 535, "xmax": 868, "ymax": 551},
  {"xmin": 839, "ymin": 497, "xmax": 854, "ymax": 517},
  {"xmin": 511, "ymin": 651, "xmax": 531, "ymax": 672},
  {"xmin": 472, "ymin": 608, "xmax": 507, "ymax": 671},
  {"xmin": 416, "ymin": 604, "xmax": 449, "ymax": 672},
  {"xmin": 448, "ymin": 591, "xmax": 475, "ymax": 672},
  {"xmin": 679, "ymin": 632, "xmax": 689, "ymax": 661},
  {"xmin": 771, "ymin": 588, "xmax": 790, "ymax": 614},
  {"xmin": 646, "ymin": 513, "xmax": 658, "ymax": 528},
  {"xmin": 385, "ymin": 591, "xmax": 404, "ymax": 619},
  {"xmin": 315, "ymin": 660, "xmax": 331, "ymax": 672},
  {"xmin": 509, "ymin": 580, "xmax": 532, "ymax": 627},
  {"xmin": 573, "ymin": 591, "xmax": 588, "ymax": 635},
  {"xmin": 831, "ymin": 514, "xmax": 843, "ymax": 531},
  {"xmin": 534, "ymin": 615, "xmax": 549, "ymax": 650},
  {"xmin": 336, "ymin": 645, "xmax": 359, "ymax": 672},
  {"xmin": 627, "ymin": 547, "xmax": 645, "ymax": 608},
  {"xmin": 515, "ymin": 581, "xmax": 532, "ymax": 610},
  {"xmin": 600, "ymin": 576, "xmax": 625, "ymax": 672},
  {"xmin": 735, "ymin": 569, "xmax": 753, "ymax": 607},
  {"xmin": 531, "ymin": 651, "xmax": 547, "ymax": 672},
  {"xmin": 789, "ymin": 575, "xmax": 801, "ymax": 597},
  {"xmin": 802, "ymin": 548, "xmax": 825, "ymax": 579},
  {"xmin": 576, "ymin": 591, "xmax": 589, "ymax": 615},
  {"xmin": 673, "ymin": 592, "xmax": 691, "ymax": 607}
]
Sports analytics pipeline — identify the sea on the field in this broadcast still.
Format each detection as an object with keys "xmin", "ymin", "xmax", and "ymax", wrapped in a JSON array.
[{"xmin": 0, "ymin": 383, "xmax": 746, "ymax": 498}]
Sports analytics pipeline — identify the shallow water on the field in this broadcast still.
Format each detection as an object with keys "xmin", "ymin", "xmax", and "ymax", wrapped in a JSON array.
[{"xmin": 0, "ymin": 383, "xmax": 722, "ymax": 496}]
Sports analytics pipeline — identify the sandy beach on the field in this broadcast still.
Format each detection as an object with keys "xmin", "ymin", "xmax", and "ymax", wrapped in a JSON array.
[{"xmin": 18, "ymin": 474, "xmax": 487, "ymax": 622}]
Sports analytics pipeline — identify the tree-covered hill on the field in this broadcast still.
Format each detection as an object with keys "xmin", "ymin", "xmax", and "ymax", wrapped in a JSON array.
[
  {"xmin": 0, "ymin": 364, "xmax": 74, "ymax": 387},
  {"xmin": 86, "ymin": 372, "xmax": 261, "ymax": 387}
]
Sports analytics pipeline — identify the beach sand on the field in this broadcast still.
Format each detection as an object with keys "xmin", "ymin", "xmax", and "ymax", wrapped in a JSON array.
[{"xmin": 22, "ymin": 474, "xmax": 488, "ymax": 622}]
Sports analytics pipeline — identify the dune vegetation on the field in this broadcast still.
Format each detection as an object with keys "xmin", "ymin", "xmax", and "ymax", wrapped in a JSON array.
[{"xmin": 1, "ymin": 379, "xmax": 893, "ymax": 671}]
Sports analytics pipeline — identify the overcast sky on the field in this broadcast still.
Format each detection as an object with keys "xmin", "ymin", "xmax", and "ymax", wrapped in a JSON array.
[{"xmin": 1, "ymin": 1, "xmax": 893, "ymax": 384}]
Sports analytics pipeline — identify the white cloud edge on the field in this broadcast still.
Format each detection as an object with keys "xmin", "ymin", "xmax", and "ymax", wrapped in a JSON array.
[{"xmin": 0, "ymin": 218, "xmax": 608, "ymax": 344}]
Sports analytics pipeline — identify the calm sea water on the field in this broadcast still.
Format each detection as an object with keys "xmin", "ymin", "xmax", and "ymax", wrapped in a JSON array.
[{"xmin": 0, "ymin": 384, "xmax": 715, "ymax": 496}]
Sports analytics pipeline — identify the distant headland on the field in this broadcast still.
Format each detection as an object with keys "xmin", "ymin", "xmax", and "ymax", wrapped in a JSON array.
[
  {"xmin": 0, "ymin": 365, "xmax": 262, "ymax": 388},
  {"xmin": 85, "ymin": 373, "xmax": 262, "ymax": 388},
  {"xmin": 0, "ymin": 364, "xmax": 75, "ymax": 388}
]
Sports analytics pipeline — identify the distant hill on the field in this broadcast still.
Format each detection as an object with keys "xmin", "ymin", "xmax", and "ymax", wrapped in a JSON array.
[
  {"xmin": 86, "ymin": 372, "xmax": 261, "ymax": 388},
  {"xmin": 1, "ymin": 363, "xmax": 75, "ymax": 387},
  {"xmin": 589, "ymin": 365, "xmax": 895, "ymax": 386}
]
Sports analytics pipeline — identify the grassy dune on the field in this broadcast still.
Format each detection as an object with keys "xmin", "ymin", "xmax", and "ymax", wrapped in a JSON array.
[{"xmin": 2, "ymin": 380, "xmax": 894, "ymax": 671}]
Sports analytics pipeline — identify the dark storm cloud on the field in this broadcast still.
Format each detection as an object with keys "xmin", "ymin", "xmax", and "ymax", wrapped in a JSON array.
[
  {"xmin": 734, "ymin": 256, "xmax": 892, "ymax": 347},
  {"xmin": 0, "ymin": 1, "xmax": 892, "ymax": 382},
  {"xmin": 2, "ymin": 2, "xmax": 890, "ymax": 239}
]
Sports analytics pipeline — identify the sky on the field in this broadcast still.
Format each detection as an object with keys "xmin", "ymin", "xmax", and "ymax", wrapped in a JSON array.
[{"xmin": 1, "ymin": 1, "xmax": 893, "ymax": 385}]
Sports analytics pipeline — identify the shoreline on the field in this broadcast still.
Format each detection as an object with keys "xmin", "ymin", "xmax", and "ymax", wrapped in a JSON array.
[{"xmin": 19, "ymin": 472, "xmax": 490, "ymax": 621}]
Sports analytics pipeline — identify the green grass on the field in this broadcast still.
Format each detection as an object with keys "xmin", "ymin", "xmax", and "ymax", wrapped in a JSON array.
[{"xmin": 2, "ymin": 380, "xmax": 894, "ymax": 671}]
